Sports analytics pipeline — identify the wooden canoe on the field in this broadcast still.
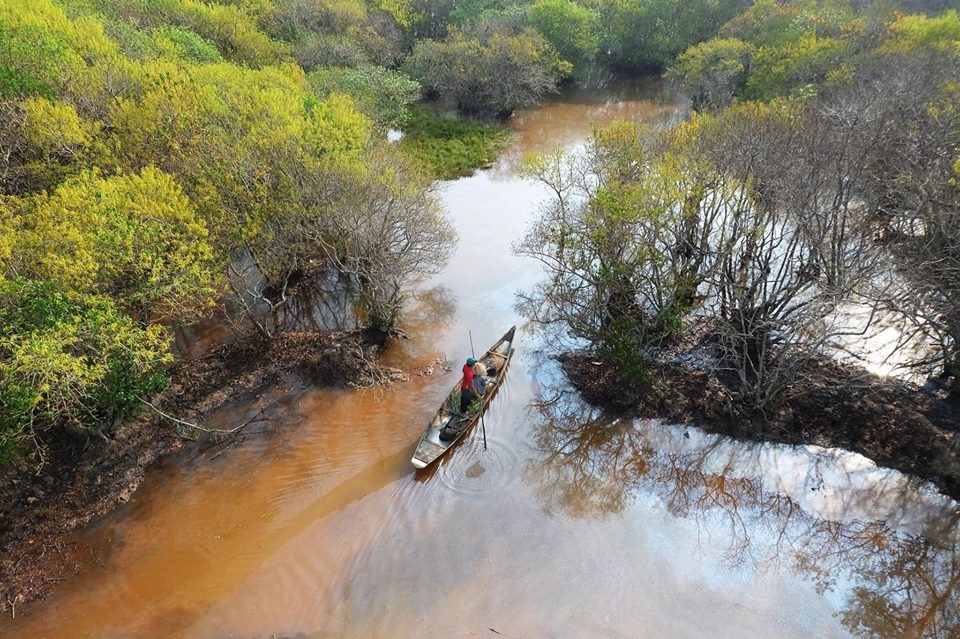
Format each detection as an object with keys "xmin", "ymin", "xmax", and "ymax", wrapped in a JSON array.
[{"xmin": 411, "ymin": 326, "xmax": 516, "ymax": 469}]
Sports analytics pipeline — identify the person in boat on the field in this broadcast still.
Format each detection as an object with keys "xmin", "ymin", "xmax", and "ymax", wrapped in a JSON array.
[
  {"xmin": 472, "ymin": 360, "xmax": 488, "ymax": 398},
  {"xmin": 460, "ymin": 357, "xmax": 481, "ymax": 413}
]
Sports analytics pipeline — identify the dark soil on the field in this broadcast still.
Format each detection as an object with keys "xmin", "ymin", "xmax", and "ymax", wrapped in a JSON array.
[
  {"xmin": 559, "ymin": 341, "xmax": 960, "ymax": 503},
  {"xmin": 0, "ymin": 328, "xmax": 404, "ymax": 619}
]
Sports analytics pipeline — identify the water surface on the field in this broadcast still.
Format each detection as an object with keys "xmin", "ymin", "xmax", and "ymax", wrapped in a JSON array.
[{"xmin": 4, "ymin": 77, "xmax": 957, "ymax": 639}]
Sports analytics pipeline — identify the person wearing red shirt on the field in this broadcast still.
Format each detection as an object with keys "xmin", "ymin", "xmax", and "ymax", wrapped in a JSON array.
[{"xmin": 460, "ymin": 357, "xmax": 477, "ymax": 413}]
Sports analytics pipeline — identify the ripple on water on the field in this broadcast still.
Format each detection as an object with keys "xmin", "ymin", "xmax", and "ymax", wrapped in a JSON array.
[{"xmin": 437, "ymin": 432, "xmax": 519, "ymax": 495}]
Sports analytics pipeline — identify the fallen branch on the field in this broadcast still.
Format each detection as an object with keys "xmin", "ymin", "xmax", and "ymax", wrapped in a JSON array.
[{"xmin": 137, "ymin": 397, "xmax": 264, "ymax": 437}]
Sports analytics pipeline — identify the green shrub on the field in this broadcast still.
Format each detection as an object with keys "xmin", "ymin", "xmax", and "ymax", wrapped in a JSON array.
[
  {"xmin": 155, "ymin": 25, "xmax": 222, "ymax": 63},
  {"xmin": 309, "ymin": 65, "xmax": 420, "ymax": 129},
  {"xmin": 0, "ymin": 279, "xmax": 171, "ymax": 462},
  {"xmin": 596, "ymin": 316, "xmax": 647, "ymax": 388},
  {"xmin": 0, "ymin": 18, "xmax": 65, "ymax": 99},
  {"xmin": 399, "ymin": 106, "xmax": 511, "ymax": 179}
]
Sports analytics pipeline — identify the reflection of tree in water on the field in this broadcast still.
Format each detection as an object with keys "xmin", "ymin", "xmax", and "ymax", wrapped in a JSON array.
[
  {"xmin": 528, "ymin": 389, "xmax": 960, "ymax": 638},
  {"xmin": 272, "ymin": 265, "xmax": 358, "ymax": 333},
  {"xmin": 225, "ymin": 260, "xmax": 360, "ymax": 336},
  {"xmin": 527, "ymin": 387, "xmax": 653, "ymax": 517},
  {"xmin": 402, "ymin": 285, "xmax": 458, "ymax": 333},
  {"xmin": 833, "ymin": 535, "xmax": 959, "ymax": 639}
]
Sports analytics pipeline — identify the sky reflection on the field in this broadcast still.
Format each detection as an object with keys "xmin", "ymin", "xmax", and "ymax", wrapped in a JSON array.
[{"xmin": 527, "ymin": 373, "xmax": 960, "ymax": 639}]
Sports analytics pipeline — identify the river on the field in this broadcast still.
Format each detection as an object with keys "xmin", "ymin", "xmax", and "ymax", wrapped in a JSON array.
[{"xmin": 4, "ymin": 78, "xmax": 959, "ymax": 639}]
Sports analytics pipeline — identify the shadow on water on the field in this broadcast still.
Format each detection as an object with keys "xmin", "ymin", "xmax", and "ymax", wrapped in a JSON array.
[
  {"xmin": 173, "ymin": 263, "xmax": 361, "ymax": 358},
  {"xmin": 559, "ymin": 75, "xmax": 686, "ymax": 106},
  {"xmin": 272, "ymin": 265, "xmax": 359, "ymax": 334},
  {"xmin": 526, "ymin": 383, "xmax": 960, "ymax": 639}
]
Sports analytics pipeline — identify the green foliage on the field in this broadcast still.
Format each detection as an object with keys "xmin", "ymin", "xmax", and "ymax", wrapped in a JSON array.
[
  {"xmin": 270, "ymin": 0, "xmax": 408, "ymax": 69},
  {"xmin": 517, "ymin": 121, "xmax": 682, "ymax": 359},
  {"xmin": 0, "ymin": 197, "xmax": 17, "ymax": 268},
  {"xmin": 720, "ymin": 0, "xmax": 807, "ymax": 47},
  {"xmin": 108, "ymin": 59, "xmax": 371, "ymax": 284},
  {"xmin": 0, "ymin": 0, "xmax": 464, "ymax": 467},
  {"xmin": 16, "ymin": 167, "xmax": 218, "ymax": 322},
  {"xmin": 448, "ymin": 0, "xmax": 506, "ymax": 25},
  {"xmin": 0, "ymin": 12, "xmax": 68, "ymax": 98},
  {"xmin": 0, "ymin": 0, "xmax": 142, "ymax": 113},
  {"xmin": 601, "ymin": 0, "xmax": 751, "ymax": 71},
  {"xmin": 404, "ymin": 27, "xmax": 568, "ymax": 116},
  {"xmin": 20, "ymin": 95, "xmax": 91, "ymax": 151},
  {"xmin": 370, "ymin": 0, "xmax": 421, "ymax": 28},
  {"xmin": 99, "ymin": 15, "xmax": 163, "ymax": 61},
  {"xmin": 467, "ymin": 397, "xmax": 483, "ymax": 416},
  {"xmin": 272, "ymin": 0, "xmax": 368, "ymax": 39},
  {"xmin": 87, "ymin": 0, "xmax": 288, "ymax": 67},
  {"xmin": 885, "ymin": 10, "xmax": 960, "ymax": 51},
  {"xmin": 309, "ymin": 65, "xmax": 421, "ymax": 129},
  {"xmin": 290, "ymin": 32, "xmax": 368, "ymax": 69},
  {"xmin": 527, "ymin": 0, "xmax": 600, "ymax": 68},
  {"xmin": 0, "ymin": 0, "xmax": 471, "ymax": 474},
  {"xmin": 153, "ymin": 25, "xmax": 223, "ymax": 62},
  {"xmin": 666, "ymin": 37, "xmax": 755, "ymax": 108},
  {"xmin": 0, "ymin": 278, "xmax": 171, "ymax": 461},
  {"xmin": 671, "ymin": 1, "xmax": 960, "ymax": 108},
  {"xmin": 595, "ymin": 315, "xmax": 647, "ymax": 387},
  {"xmin": 446, "ymin": 391, "xmax": 460, "ymax": 413},
  {"xmin": 170, "ymin": 1, "xmax": 289, "ymax": 66},
  {"xmin": 1, "ymin": 96, "xmax": 103, "ymax": 194},
  {"xmin": 744, "ymin": 33, "xmax": 850, "ymax": 100},
  {"xmin": 399, "ymin": 107, "xmax": 512, "ymax": 178},
  {"xmin": 0, "ymin": 18, "xmax": 62, "ymax": 98}
]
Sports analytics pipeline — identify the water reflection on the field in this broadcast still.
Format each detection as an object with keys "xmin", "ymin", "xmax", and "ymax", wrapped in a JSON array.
[
  {"xmin": 526, "ymin": 387, "xmax": 653, "ymax": 517},
  {"xmin": 172, "ymin": 264, "xmax": 360, "ymax": 358},
  {"xmin": 492, "ymin": 77, "xmax": 690, "ymax": 177},
  {"xmin": 272, "ymin": 265, "xmax": 358, "ymax": 333},
  {"xmin": 402, "ymin": 285, "xmax": 458, "ymax": 333},
  {"xmin": 528, "ymin": 385, "xmax": 960, "ymax": 638}
]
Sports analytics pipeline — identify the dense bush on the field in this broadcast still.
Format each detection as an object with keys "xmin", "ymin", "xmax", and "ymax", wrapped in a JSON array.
[
  {"xmin": 524, "ymin": 0, "xmax": 960, "ymax": 407},
  {"xmin": 309, "ymin": 65, "xmax": 421, "ymax": 128},
  {"xmin": 404, "ymin": 27, "xmax": 568, "ymax": 116},
  {"xmin": 0, "ymin": 278, "xmax": 170, "ymax": 461},
  {"xmin": 0, "ymin": 0, "xmax": 456, "ymax": 466},
  {"xmin": 399, "ymin": 106, "xmax": 511, "ymax": 178}
]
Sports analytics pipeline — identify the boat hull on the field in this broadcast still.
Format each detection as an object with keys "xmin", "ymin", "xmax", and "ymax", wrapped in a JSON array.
[{"xmin": 411, "ymin": 327, "xmax": 516, "ymax": 469}]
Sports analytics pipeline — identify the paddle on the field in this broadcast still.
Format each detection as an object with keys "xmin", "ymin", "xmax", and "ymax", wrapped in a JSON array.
[{"xmin": 469, "ymin": 330, "xmax": 488, "ymax": 450}]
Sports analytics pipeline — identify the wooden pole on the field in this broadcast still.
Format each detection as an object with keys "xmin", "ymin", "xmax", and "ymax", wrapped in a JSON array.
[{"xmin": 469, "ymin": 330, "xmax": 487, "ymax": 450}]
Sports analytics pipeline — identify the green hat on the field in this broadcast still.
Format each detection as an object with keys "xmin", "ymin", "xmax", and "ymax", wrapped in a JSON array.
[{"xmin": 466, "ymin": 357, "xmax": 476, "ymax": 365}]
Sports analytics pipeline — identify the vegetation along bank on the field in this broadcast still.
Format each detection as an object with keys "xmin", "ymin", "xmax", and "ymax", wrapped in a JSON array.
[
  {"xmin": 2, "ymin": 0, "xmax": 960, "ymax": 617},
  {"xmin": 515, "ymin": 2, "xmax": 960, "ymax": 496}
]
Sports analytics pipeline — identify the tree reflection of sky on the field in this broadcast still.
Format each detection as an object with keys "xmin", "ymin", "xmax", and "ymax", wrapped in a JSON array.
[{"xmin": 526, "ymin": 379, "xmax": 960, "ymax": 639}]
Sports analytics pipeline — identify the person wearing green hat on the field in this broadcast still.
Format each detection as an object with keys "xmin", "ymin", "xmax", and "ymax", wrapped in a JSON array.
[{"xmin": 460, "ymin": 357, "xmax": 479, "ymax": 413}]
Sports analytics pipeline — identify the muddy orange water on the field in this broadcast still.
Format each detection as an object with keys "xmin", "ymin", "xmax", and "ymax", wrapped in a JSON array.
[{"xmin": 5, "ymin": 78, "xmax": 959, "ymax": 639}]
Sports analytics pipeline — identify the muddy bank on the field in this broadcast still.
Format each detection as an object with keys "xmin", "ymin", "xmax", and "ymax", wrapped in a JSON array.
[
  {"xmin": 0, "ymin": 329, "xmax": 404, "ymax": 618},
  {"xmin": 559, "ymin": 339, "xmax": 960, "ymax": 503}
]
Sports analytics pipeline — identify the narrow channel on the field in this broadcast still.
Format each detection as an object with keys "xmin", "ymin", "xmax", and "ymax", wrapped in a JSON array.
[{"xmin": 5, "ymin": 77, "xmax": 957, "ymax": 639}]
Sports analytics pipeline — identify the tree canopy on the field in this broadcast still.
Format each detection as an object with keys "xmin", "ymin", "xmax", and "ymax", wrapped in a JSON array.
[
  {"xmin": 0, "ymin": 0, "xmax": 454, "ymax": 463},
  {"xmin": 521, "ymin": 0, "xmax": 960, "ymax": 414}
]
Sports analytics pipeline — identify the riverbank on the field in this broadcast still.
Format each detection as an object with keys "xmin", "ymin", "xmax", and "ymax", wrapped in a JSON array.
[
  {"xmin": 559, "ymin": 327, "xmax": 960, "ymax": 503},
  {"xmin": 0, "ymin": 329, "xmax": 405, "ymax": 619}
]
